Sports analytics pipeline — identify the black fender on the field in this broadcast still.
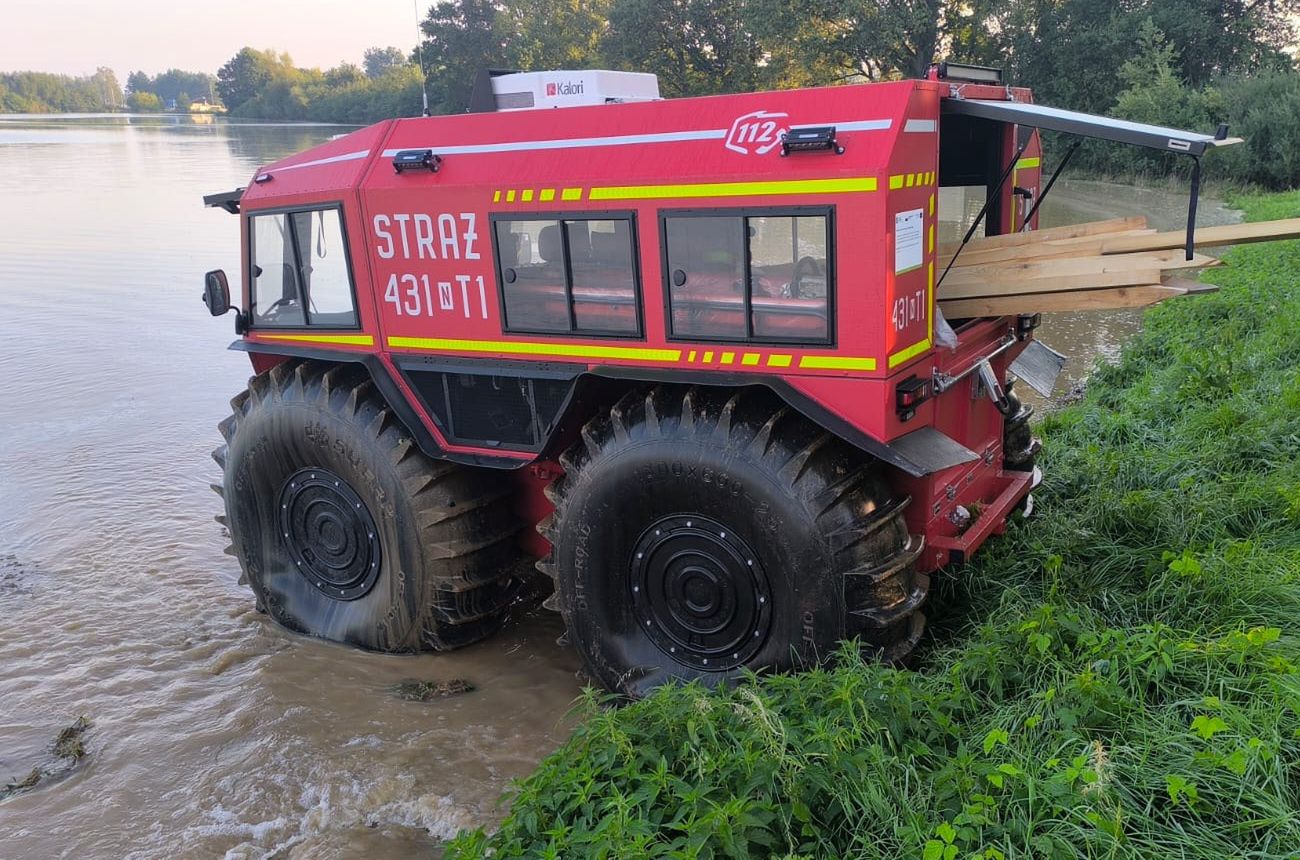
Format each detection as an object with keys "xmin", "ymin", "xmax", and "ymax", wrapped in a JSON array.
[{"xmin": 232, "ymin": 341, "xmax": 954, "ymax": 477}]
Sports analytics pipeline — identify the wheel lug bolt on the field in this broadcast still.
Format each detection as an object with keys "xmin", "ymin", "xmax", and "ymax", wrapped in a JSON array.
[
  {"xmin": 747, "ymin": 560, "xmax": 753, "ymax": 566},
  {"xmin": 636, "ymin": 552, "xmax": 643, "ymax": 559},
  {"xmin": 759, "ymin": 596, "xmax": 765, "ymax": 604},
  {"xmin": 720, "ymin": 532, "xmax": 726, "ymax": 538},
  {"xmin": 632, "ymin": 586, "xmax": 639, "ymax": 593},
  {"xmin": 686, "ymin": 520, "xmax": 692, "ymax": 527}
]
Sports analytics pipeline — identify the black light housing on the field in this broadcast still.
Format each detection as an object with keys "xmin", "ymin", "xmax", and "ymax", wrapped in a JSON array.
[
  {"xmin": 1016, "ymin": 313, "xmax": 1042, "ymax": 340},
  {"xmin": 780, "ymin": 126, "xmax": 844, "ymax": 156},
  {"xmin": 393, "ymin": 149, "xmax": 442, "ymax": 174},
  {"xmin": 934, "ymin": 62, "xmax": 1004, "ymax": 84},
  {"xmin": 896, "ymin": 375, "xmax": 932, "ymax": 421}
]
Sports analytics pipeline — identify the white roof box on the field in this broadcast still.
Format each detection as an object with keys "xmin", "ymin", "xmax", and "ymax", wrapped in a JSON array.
[{"xmin": 489, "ymin": 70, "xmax": 661, "ymax": 111}]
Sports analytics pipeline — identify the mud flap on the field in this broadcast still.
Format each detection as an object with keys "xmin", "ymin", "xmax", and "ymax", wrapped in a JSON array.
[{"xmin": 1009, "ymin": 340, "xmax": 1067, "ymax": 398}]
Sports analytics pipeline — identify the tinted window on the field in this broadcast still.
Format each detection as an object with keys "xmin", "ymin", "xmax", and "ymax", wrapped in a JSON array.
[
  {"xmin": 495, "ymin": 216, "xmax": 639, "ymax": 335},
  {"xmin": 251, "ymin": 208, "xmax": 357, "ymax": 328},
  {"xmin": 664, "ymin": 212, "xmax": 831, "ymax": 343}
]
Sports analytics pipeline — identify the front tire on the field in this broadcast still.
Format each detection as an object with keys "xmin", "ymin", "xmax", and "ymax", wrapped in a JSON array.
[
  {"xmin": 539, "ymin": 387, "xmax": 927, "ymax": 697},
  {"xmin": 213, "ymin": 360, "xmax": 523, "ymax": 652}
]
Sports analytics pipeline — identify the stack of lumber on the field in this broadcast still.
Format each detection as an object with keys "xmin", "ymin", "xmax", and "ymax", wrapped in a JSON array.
[{"xmin": 936, "ymin": 216, "xmax": 1300, "ymax": 317}]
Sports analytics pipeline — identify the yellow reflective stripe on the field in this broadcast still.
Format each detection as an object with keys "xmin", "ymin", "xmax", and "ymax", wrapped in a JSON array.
[
  {"xmin": 506, "ymin": 189, "xmax": 516, "ymax": 202},
  {"xmin": 703, "ymin": 350, "xmax": 714, "ymax": 363},
  {"xmin": 889, "ymin": 175, "xmax": 905, "ymax": 190},
  {"xmin": 590, "ymin": 177, "xmax": 877, "ymax": 201},
  {"xmin": 928, "ymin": 261, "xmax": 936, "ymax": 343},
  {"xmin": 741, "ymin": 352, "xmax": 761, "ymax": 366},
  {"xmin": 521, "ymin": 189, "xmax": 534, "ymax": 202},
  {"xmin": 539, "ymin": 188, "xmax": 555, "ymax": 201},
  {"xmin": 766, "ymin": 354, "xmax": 792, "ymax": 368},
  {"xmin": 929, "ymin": 193, "xmax": 936, "ymax": 216},
  {"xmin": 799, "ymin": 355, "xmax": 877, "ymax": 371},
  {"xmin": 688, "ymin": 350, "xmax": 697, "ymax": 362},
  {"xmin": 492, "ymin": 190, "xmax": 501, "ymax": 202},
  {"xmin": 258, "ymin": 333, "xmax": 374, "ymax": 346},
  {"xmin": 561, "ymin": 187, "xmax": 583, "ymax": 201},
  {"xmin": 1015, "ymin": 157, "xmax": 1041, "ymax": 170},
  {"xmin": 888, "ymin": 337, "xmax": 932, "ymax": 369},
  {"xmin": 388, "ymin": 336, "xmax": 680, "ymax": 363},
  {"xmin": 721, "ymin": 351, "xmax": 736, "ymax": 365}
]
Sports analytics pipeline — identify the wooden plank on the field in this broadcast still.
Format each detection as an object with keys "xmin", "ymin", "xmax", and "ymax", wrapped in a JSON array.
[
  {"xmin": 938, "ymin": 216, "xmax": 1148, "ymax": 255},
  {"xmin": 1162, "ymin": 276, "xmax": 1221, "ymax": 294},
  {"xmin": 938, "ymin": 285, "xmax": 1186, "ymax": 317},
  {"xmin": 943, "ymin": 250, "xmax": 1219, "ymax": 288},
  {"xmin": 938, "ymin": 266, "xmax": 1165, "ymax": 299},
  {"xmin": 1099, "ymin": 218, "xmax": 1300, "ymax": 255},
  {"xmin": 940, "ymin": 230, "xmax": 1158, "ymax": 269}
]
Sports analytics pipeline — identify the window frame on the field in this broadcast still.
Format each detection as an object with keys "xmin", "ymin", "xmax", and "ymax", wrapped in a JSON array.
[
  {"xmin": 658, "ymin": 205, "xmax": 837, "ymax": 347},
  {"xmin": 489, "ymin": 210, "xmax": 645, "ymax": 339},
  {"xmin": 246, "ymin": 201, "xmax": 362, "ymax": 331}
]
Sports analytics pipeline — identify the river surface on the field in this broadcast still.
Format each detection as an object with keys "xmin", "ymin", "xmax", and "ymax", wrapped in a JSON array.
[{"xmin": 0, "ymin": 114, "xmax": 1236, "ymax": 858}]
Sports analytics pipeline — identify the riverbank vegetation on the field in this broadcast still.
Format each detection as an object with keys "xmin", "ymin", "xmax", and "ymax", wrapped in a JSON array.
[
  {"xmin": 445, "ymin": 192, "xmax": 1300, "ymax": 858},
  {"xmin": 0, "ymin": 69, "xmax": 122, "ymax": 113}
]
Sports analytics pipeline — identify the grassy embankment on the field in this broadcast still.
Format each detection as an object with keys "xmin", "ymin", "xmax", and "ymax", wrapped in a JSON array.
[{"xmin": 449, "ymin": 192, "xmax": 1300, "ymax": 859}]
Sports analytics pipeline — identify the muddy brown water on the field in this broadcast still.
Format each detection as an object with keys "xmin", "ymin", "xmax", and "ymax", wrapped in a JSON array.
[{"xmin": 0, "ymin": 115, "xmax": 1238, "ymax": 858}]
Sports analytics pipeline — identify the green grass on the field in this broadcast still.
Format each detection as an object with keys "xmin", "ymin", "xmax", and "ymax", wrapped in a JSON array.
[{"xmin": 447, "ymin": 191, "xmax": 1300, "ymax": 860}]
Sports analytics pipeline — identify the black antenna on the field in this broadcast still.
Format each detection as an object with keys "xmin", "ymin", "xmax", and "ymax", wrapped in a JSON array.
[{"xmin": 413, "ymin": 0, "xmax": 430, "ymax": 116}]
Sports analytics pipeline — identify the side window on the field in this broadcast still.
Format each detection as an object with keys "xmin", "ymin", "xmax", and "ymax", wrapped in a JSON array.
[
  {"xmin": 494, "ymin": 216, "xmax": 640, "ymax": 335},
  {"xmin": 250, "ymin": 207, "xmax": 357, "ymax": 328},
  {"xmin": 664, "ymin": 210, "xmax": 832, "ymax": 343}
]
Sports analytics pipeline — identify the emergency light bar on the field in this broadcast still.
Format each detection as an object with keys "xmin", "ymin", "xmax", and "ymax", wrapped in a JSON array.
[{"xmin": 933, "ymin": 62, "xmax": 1004, "ymax": 84}]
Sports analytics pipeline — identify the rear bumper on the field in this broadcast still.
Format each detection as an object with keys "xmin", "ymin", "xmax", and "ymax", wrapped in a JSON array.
[{"xmin": 927, "ymin": 468, "xmax": 1033, "ymax": 563}]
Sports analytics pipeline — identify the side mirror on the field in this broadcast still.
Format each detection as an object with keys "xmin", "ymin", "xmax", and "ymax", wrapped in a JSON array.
[{"xmin": 203, "ymin": 269, "xmax": 231, "ymax": 316}]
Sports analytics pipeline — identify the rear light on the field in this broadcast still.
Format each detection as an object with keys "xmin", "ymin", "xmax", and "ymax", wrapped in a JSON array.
[{"xmin": 896, "ymin": 375, "xmax": 932, "ymax": 421}]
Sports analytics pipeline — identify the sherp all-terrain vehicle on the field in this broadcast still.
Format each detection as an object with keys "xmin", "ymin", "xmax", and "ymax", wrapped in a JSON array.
[{"xmin": 202, "ymin": 64, "xmax": 1236, "ymax": 696}]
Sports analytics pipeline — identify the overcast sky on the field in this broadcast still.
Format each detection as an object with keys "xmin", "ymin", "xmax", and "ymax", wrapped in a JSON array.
[{"xmin": 1, "ymin": 0, "xmax": 419, "ymax": 77}]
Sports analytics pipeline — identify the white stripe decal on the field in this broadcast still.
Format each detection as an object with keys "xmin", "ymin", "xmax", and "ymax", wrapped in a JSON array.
[
  {"xmin": 381, "ymin": 119, "xmax": 892, "ymax": 158},
  {"xmin": 274, "ymin": 149, "xmax": 371, "ymax": 172},
  {"xmin": 904, "ymin": 119, "xmax": 937, "ymax": 133}
]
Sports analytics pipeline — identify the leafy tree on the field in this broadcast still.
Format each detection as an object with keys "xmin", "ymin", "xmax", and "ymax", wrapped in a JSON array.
[
  {"xmin": 601, "ymin": 0, "xmax": 769, "ymax": 97},
  {"xmin": 216, "ymin": 48, "xmax": 292, "ymax": 110},
  {"xmin": 125, "ymin": 71, "xmax": 151, "ymax": 95},
  {"xmin": 417, "ymin": 0, "xmax": 513, "ymax": 113},
  {"xmin": 152, "ymin": 69, "xmax": 216, "ymax": 104},
  {"xmin": 127, "ymin": 90, "xmax": 163, "ymax": 112},
  {"xmin": 363, "ymin": 46, "xmax": 410, "ymax": 78},
  {"xmin": 504, "ymin": 0, "xmax": 611, "ymax": 71}
]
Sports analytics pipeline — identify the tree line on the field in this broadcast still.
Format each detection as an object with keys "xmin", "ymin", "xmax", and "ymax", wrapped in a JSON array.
[
  {"xmin": 0, "ymin": 68, "xmax": 123, "ymax": 113},
  {"xmin": 123, "ymin": 69, "xmax": 218, "ymax": 112}
]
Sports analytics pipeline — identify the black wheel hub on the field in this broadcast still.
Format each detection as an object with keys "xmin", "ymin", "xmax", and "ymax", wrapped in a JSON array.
[
  {"xmin": 630, "ymin": 515, "xmax": 771, "ymax": 670},
  {"xmin": 277, "ymin": 468, "xmax": 382, "ymax": 601}
]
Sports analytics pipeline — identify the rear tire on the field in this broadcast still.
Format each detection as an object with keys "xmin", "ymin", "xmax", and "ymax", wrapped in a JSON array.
[
  {"xmin": 539, "ymin": 386, "xmax": 928, "ymax": 697},
  {"xmin": 213, "ymin": 360, "xmax": 523, "ymax": 652}
]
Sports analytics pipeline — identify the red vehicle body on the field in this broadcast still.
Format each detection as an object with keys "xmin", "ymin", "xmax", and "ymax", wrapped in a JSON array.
[{"xmin": 222, "ymin": 72, "xmax": 1044, "ymax": 577}]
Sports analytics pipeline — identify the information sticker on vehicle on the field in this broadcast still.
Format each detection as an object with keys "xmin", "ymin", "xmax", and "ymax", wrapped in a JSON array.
[{"xmin": 894, "ymin": 208, "xmax": 924, "ymax": 274}]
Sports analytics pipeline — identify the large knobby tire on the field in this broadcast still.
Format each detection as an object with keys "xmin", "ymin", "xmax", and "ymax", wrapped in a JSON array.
[
  {"xmin": 538, "ymin": 386, "xmax": 928, "ymax": 697},
  {"xmin": 212, "ymin": 360, "xmax": 523, "ymax": 652}
]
